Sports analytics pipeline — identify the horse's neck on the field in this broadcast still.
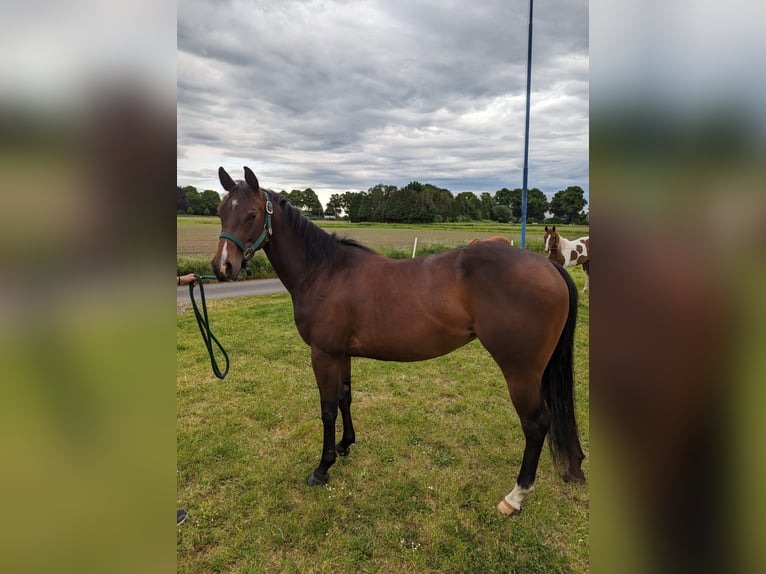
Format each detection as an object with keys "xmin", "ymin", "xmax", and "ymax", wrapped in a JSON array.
[
  {"xmin": 548, "ymin": 235, "xmax": 574, "ymax": 264},
  {"xmin": 261, "ymin": 205, "xmax": 298, "ymax": 292},
  {"xmin": 264, "ymin": 242, "xmax": 294, "ymax": 291},
  {"xmin": 262, "ymin": 202, "xmax": 325, "ymax": 293}
]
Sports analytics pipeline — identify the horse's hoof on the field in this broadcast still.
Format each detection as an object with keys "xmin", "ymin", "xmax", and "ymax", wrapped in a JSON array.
[
  {"xmin": 336, "ymin": 443, "xmax": 350, "ymax": 457},
  {"xmin": 307, "ymin": 471, "xmax": 329, "ymax": 486},
  {"xmin": 563, "ymin": 469, "xmax": 586, "ymax": 484},
  {"xmin": 497, "ymin": 498, "xmax": 521, "ymax": 516}
]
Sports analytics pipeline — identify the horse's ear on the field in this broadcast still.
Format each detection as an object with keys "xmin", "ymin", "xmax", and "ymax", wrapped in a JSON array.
[
  {"xmin": 243, "ymin": 166, "xmax": 260, "ymax": 191},
  {"xmin": 544, "ymin": 226, "xmax": 549, "ymax": 232},
  {"xmin": 552, "ymin": 226, "xmax": 556, "ymax": 232},
  {"xmin": 219, "ymin": 167, "xmax": 236, "ymax": 191}
]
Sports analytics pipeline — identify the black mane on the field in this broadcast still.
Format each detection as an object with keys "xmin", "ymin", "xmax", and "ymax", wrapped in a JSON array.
[{"xmin": 269, "ymin": 193, "xmax": 375, "ymax": 267}]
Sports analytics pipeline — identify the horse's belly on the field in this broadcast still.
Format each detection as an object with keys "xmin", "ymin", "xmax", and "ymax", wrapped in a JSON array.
[
  {"xmin": 347, "ymin": 327, "xmax": 474, "ymax": 362},
  {"xmin": 565, "ymin": 255, "xmax": 588, "ymax": 267}
]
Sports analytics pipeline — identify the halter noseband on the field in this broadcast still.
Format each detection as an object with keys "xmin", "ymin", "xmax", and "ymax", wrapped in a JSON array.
[{"xmin": 219, "ymin": 190, "xmax": 273, "ymax": 261}]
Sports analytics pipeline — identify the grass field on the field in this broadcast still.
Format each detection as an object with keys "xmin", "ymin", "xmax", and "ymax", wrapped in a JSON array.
[
  {"xmin": 176, "ymin": 215, "xmax": 589, "ymax": 257},
  {"xmin": 177, "ymin": 264, "xmax": 590, "ymax": 573}
]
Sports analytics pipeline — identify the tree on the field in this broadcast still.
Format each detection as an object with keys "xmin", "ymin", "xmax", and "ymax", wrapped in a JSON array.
[
  {"xmin": 494, "ymin": 187, "xmax": 514, "ymax": 208},
  {"xmin": 507, "ymin": 188, "xmax": 522, "ymax": 221},
  {"xmin": 284, "ymin": 189, "xmax": 305, "ymax": 209},
  {"xmin": 366, "ymin": 184, "xmax": 395, "ymax": 221},
  {"xmin": 492, "ymin": 205, "xmax": 512, "ymax": 223},
  {"xmin": 347, "ymin": 191, "xmax": 370, "ymax": 222},
  {"xmin": 382, "ymin": 186, "xmax": 412, "ymax": 222},
  {"xmin": 509, "ymin": 187, "xmax": 549, "ymax": 222},
  {"xmin": 183, "ymin": 186, "xmax": 204, "ymax": 215},
  {"xmin": 302, "ymin": 188, "xmax": 324, "ymax": 218},
  {"xmin": 326, "ymin": 193, "xmax": 345, "ymax": 218},
  {"xmin": 479, "ymin": 192, "xmax": 494, "ymax": 220},
  {"xmin": 398, "ymin": 181, "xmax": 447, "ymax": 223},
  {"xmin": 422, "ymin": 184, "xmax": 454, "ymax": 222},
  {"xmin": 549, "ymin": 186, "xmax": 588, "ymax": 224},
  {"xmin": 340, "ymin": 192, "xmax": 360, "ymax": 218},
  {"xmin": 200, "ymin": 189, "xmax": 222, "ymax": 215},
  {"xmin": 177, "ymin": 186, "xmax": 186, "ymax": 212},
  {"xmin": 526, "ymin": 188, "xmax": 550, "ymax": 222},
  {"xmin": 454, "ymin": 192, "xmax": 481, "ymax": 221}
]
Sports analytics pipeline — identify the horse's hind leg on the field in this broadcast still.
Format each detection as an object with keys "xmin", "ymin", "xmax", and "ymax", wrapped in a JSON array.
[
  {"xmin": 498, "ymin": 402, "xmax": 550, "ymax": 515},
  {"xmin": 494, "ymin": 367, "xmax": 551, "ymax": 515},
  {"xmin": 582, "ymin": 260, "xmax": 590, "ymax": 292},
  {"xmin": 336, "ymin": 356, "xmax": 356, "ymax": 457}
]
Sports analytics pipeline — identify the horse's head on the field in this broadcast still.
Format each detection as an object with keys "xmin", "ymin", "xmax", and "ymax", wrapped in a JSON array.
[
  {"xmin": 543, "ymin": 226, "xmax": 559, "ymax": 254},
  {"xmin": 212, "ymin": 166, "xmax": 273, "ymax": 281}
]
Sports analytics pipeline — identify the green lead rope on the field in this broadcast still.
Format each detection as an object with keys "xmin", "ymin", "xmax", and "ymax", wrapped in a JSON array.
[{"xmin": 189, "ymin": 274, "xmax": 229, "ymax": 379}]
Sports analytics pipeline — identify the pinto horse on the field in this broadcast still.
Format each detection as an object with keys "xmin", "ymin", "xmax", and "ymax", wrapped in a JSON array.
[
  {"xmin": 543, "ymin": 226, "xmax": 590, "ymax": 292},
  {"xmin": 212, "ymin": 167, "xmax": 585, "ymax": 515}
]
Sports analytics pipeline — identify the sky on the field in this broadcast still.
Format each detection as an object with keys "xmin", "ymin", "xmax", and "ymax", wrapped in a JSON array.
[{"xmin": 177, "ymin": 0, "xmax": 589, "ymax": 207}]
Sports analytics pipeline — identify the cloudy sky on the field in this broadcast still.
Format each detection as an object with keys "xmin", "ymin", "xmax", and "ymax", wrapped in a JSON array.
[{"xmin": 178, "ymin": 0, "xmax": 588, "ymax": 206}]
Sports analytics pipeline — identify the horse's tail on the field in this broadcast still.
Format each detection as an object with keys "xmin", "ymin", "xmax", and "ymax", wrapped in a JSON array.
[{"xmin": 541, "ymin": 263, "xmax": 586, "ymax": 483}]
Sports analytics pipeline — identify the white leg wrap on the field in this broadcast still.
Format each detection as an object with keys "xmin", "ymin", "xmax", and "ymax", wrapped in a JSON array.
[{"xmin": 503, "ymin": 483, "xmax": 534, "ymax": 511}]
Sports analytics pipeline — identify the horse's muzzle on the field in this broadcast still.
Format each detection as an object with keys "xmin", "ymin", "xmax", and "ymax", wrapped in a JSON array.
[{"xmin": 211, "ymin": 257, "xmax": 239, "ymax": 282}]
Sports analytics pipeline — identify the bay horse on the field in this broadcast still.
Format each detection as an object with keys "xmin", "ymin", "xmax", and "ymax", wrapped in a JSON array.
[
  {"xmin": 543, "ymin": 226, "xmax": 590, "ymax": 292},
  {"xmin": 212, "ymin": 167, "xmax": 585, "ymax": 515}
]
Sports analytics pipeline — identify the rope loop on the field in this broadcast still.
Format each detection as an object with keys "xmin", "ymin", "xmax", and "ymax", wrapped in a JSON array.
[{"xmin": 189, "ymin": 274, "xmax": 229, "ymax": 379}]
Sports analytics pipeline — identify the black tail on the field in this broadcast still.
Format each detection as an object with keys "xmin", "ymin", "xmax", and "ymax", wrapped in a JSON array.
[{"xmin": 541, "ymin": 263, "xmax": 585, "ymax": 482}]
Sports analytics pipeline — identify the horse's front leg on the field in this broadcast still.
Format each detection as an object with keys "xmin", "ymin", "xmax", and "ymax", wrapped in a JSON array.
[
  {"xmin": 336, "ymin": 356, "xmax": 356, "ymax": 457},
  {"xmin": 307, "ymin": 348, "xmax": 343, "ymax": 486}
]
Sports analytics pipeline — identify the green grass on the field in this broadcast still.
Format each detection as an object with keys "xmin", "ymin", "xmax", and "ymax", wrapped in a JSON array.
[{"xmin": 177, "ymin": 266, "xmax": 589, "ymax": 572}]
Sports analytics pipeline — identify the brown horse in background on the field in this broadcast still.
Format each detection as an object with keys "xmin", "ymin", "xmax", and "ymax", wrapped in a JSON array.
[
  {"xmin": 211, "ymin": 167, "xmax": 585, "ymax": 515},
  {"xmin": 468, "ymin": 235, "xmax": 511, "ymax": 245}
]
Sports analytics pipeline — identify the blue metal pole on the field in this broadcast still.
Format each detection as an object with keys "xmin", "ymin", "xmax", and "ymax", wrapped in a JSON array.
[{"xmin": 520, "ymin": 0, "xmax": 533, "ymax": 248}]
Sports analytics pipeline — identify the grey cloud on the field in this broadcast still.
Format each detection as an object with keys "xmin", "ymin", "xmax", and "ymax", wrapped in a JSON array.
[{"xmin": 178, "ymin": 0, "xmax": 589, "ymax": 203}]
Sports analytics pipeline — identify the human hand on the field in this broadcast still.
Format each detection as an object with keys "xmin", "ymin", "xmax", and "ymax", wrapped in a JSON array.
[{"xmin": 177, "ymin": 273, "xmax": 198, "ymax": 286}]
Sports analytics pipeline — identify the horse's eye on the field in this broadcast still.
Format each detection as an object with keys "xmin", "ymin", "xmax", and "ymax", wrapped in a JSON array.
[{"xmin": 246, "ymin": 212, "xmax": 257, "ymax": 221}]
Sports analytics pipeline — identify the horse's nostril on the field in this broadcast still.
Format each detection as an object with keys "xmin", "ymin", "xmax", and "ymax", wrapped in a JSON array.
[{"xmin": 222, "ymin": 261, "xmax": 233, "ymax": 280}]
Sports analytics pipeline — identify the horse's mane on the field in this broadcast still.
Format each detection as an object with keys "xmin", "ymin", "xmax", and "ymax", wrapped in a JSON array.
[{"xmin": 270, "ymin": 193, "xmax": 375, "ymax": 266}]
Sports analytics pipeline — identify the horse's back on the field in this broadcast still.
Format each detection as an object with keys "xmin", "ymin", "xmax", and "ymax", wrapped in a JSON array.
[
  {"xmin": 458, "ymin": 242, "xmax": 567, "ymax": 297},
  {"xmin": 352, "ymin": 241, "xmax": 567, "ymax": 309}
]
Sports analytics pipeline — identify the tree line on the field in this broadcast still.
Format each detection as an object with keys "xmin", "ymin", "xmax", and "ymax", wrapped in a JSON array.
[{"xmin": 177, "ymin": 182, "xmax": 588, "ymax": 224}]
